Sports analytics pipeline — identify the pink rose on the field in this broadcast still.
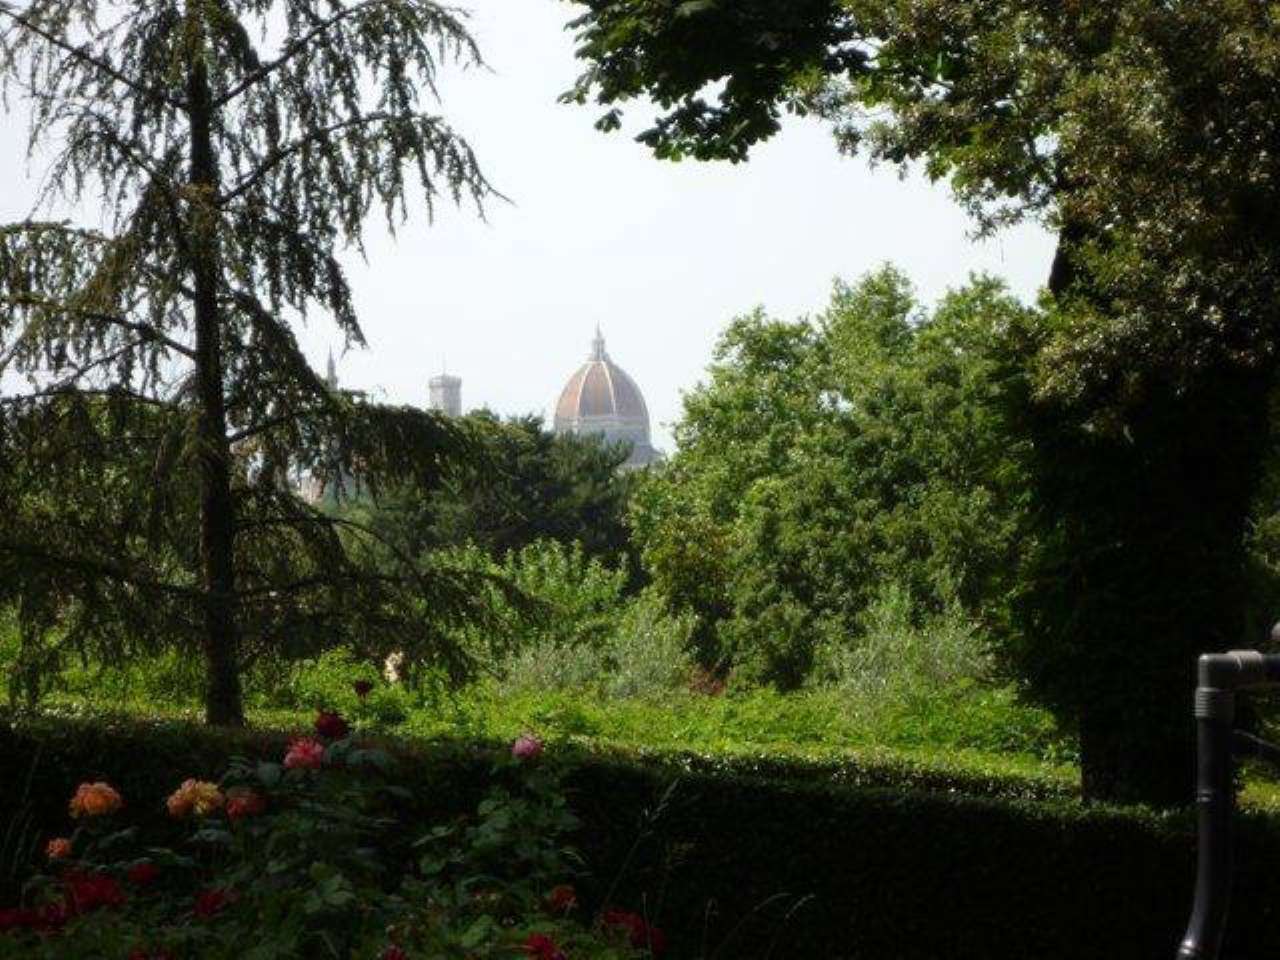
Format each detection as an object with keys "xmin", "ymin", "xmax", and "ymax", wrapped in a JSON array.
[
  {"xmin": 283, "ymin": 737, "xmax": 325, "ymax": 770},
  {"xmin": 511, "ymin": 733, "xmax": 543, "ymax": 760}
]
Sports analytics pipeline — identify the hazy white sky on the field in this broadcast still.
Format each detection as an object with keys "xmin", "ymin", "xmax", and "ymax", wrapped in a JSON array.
[{"xmin": 0, "ymin": 0, "xmax": 1058, "ymax": 451}]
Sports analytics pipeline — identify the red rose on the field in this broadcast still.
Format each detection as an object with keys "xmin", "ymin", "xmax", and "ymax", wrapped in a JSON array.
[
  {"xmin": 603, "ymin": 908, "xmax": 640, "ymax": 932},
  {"xmin": 0, "ymin": 907, "xmax": 38, "ymax": 932},
  {"xmin": 642, "ymin": 924, "xmax": 667, "ymax": 955},
  {"xmin": 523, "ymin": 932, "xmax": 566, "ymax": 960},
  {"xmin": 225, "ymin": 788, "xmax": 267, "ymax": 820},
  {"xmin": 314, "ymin": 709, "xmax": 350, "ymax": 740},
  {"xmin": 64, "ymin": 872, "xmax": 124, "ymax": 913},
  {"xmin": 604, "ymin": 908, "xmax": 665, "ymax": 955},
  {"xmin": 353, "ymin": 680, "xmax": 374, "ymax": 699},
  {"xmin": 380, "ymin": 947, "xmax": 408, "ymax": 960},
  {"xmin": 546, "ymin": 884, "xmax": 578, "ymax": 914},
  {"xmin": 126, "ymin": 862, "xmax": 159, "ymax": 887},
  {"xmin": 193, "ymin": 888, "xmax": 233, "ymax": 919}
]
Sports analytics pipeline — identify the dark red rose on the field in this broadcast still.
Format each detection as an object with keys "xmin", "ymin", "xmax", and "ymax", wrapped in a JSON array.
[
  {"xmin": 642, "ymin": 924, "xmax": 667, "ymax": 955},
  {"xmin": 193, "ymin": 888, "xmax": 233, "ymax": 919},
  {"xmin": 523, "ymin": 932, "xmax": 566, "ymax": 960},
  {"xmin": 545, "ymin": 883, "xmax": 578, "ymax": 914},
  {"xmin": 380, "ymin": 947, "xmax": 408, "ymax": 960},
  {"xmin": 314, "ymin": 709, "xmax": 350, "ymax": 740},
  {"xmin": 126, "ymin": 862, "xmax": 159, "ymax": 886},
  {"xmin": 65, "ymin": 872, "xmax": 124, "ymax": 913},
  {"xmin": 604, "ymin": 908, "xmax": 665, "ymax": 955},
  {"xmin": 603, "ymin": 908, "xmax": 640, "ymax": 932},
  {"xmin": 0, "ymin": 907, "xmax": 38, "ymax": 932},
  {"xmin": 353, "ymin": 680, "xmax": 374, "ymax": 699}
]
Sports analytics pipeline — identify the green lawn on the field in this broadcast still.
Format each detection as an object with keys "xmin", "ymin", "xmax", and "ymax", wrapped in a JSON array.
[{"xmin": 17, "ymin": 642, "xmax": 1280, "ymax": 810}]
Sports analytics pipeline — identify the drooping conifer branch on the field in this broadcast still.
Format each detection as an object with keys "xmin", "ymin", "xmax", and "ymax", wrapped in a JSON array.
[
  {"xmin": 0, "ymin": 1, "xmax": 185, "ymax": 109},
  {"xmin": 0, "ymin": 0, "xmax": 499, "ymax": 721}
]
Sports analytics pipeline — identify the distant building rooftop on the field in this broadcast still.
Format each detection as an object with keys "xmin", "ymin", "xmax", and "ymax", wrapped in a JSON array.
[{"xmin": 553, "ymin": 328, "xmax": 660, "ymax": 469}]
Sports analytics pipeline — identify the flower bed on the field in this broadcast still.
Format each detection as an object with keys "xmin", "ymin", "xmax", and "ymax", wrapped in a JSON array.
[
  {"xmin": 9, "ymin": 710, "xmax": 1280, "ymax": 958},
  {"xmin": 0, "ymin": 713, "xmax": 665, "ymax": 959}
]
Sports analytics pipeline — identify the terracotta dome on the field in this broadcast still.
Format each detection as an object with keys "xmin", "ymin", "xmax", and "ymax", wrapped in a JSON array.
[{"xmin": 553, "ymin": 329, "xmax": 660, "ymax": 468}]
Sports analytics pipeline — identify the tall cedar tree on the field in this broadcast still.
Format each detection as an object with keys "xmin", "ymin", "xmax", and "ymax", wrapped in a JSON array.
[
  {"xmin": 562, "ymin": 0, "xmax": 1280, "ymax": 804},
  {"xmin": 0, "ymin": 0, "xmax": 500, "ymax": 725}
]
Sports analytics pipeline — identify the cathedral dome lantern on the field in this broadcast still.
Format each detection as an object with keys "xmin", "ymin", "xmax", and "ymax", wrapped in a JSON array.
[{"xmin": 553, "ymin": 328, "xmax": 660, "ymax": 469}]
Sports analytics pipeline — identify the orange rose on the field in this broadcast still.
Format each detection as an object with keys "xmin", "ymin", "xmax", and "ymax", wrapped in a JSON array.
[
  {"xmin": 69, "ymin": 782, "xmax": 123, "ymax": 818},
  {"xmin": 45, "ymin": 837, "xmax": 72, "ymax": 860},
  {"xmin": 166, "ymin": 779, "xmax": 225, "ymax": 819}
]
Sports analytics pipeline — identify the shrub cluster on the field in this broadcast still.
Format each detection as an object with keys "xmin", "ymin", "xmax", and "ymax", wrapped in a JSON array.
[
  {"xmin": 432, "ymin": 541, "xmax": 695, "ymax": 699},
  {"xmin": 3, "ymin": 714, "xmax": 1279, "ymax": 959},
  {"xmin": 0, "ymin": 713, "xmax": 663, "ymax": 959}
]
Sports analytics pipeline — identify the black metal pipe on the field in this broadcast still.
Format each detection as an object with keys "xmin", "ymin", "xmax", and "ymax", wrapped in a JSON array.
[
  {"xmin": 1176, "ymin": 703, "xmax": 1235, "ymax": 959},
  {"xmin": 1176, "ymin": 650, "xmax": 1280, "ymax": 959}
]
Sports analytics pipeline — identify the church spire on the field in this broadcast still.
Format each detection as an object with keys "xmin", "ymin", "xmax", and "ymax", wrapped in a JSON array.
[
  {"xmin": 590, "ymin": 325, "xmax": 606, "ymax": 361},
  {"xmin": 325, "ymin": 348, "xmax": 337, "ymax": 389}
]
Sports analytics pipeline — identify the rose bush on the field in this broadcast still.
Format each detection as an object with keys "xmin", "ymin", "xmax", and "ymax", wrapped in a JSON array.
[{"xmin": 0, "ymin": 715, "xmax": 668, "ymax": 959}]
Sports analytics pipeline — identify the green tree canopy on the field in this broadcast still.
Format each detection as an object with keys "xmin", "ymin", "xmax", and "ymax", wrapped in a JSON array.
[
  {"xmin": 0, "ymin": 0, "xmax": 496, "ymax": 724},
  {"xmin": 634, "ymin": 267, "xmax": 1029, "ymax": 687},
  {"xmin": 565, "ymin": 0, "xmax": 1280, "ymax": 804},
  {"xmin": 336, "ymin": 411, "xmax": 641, "ymax": 571}
]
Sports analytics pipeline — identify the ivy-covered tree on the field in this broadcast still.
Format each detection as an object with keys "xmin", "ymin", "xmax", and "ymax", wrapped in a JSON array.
[
  {"xmin": 0, "ymin": 0, "xmax": 497, "ymax": 725},
  {"xmin": 564, "ymin": 0, "xmax": 1280, "ymax": 805}
]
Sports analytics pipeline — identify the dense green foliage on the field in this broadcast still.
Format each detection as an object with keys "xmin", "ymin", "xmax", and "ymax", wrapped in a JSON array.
[
  {"xmin": 434, "ymin": 541, "xmax": 694, "ymax": 699},
  {"xmin": 633, "ymin": 268, "xmax": 1027, "ymax": 689},
  {"xmin": 338, "ymin": 412, "xmax": 639, "ymax": 569},
  {"xmin": 6, "ymin": 712, "xmax": 1280, "ymax": 959},
  {"xmin": 0, "ymin": 0, "xmax": 494, "ymax": 726},
  {"xmin": 564, "ymin": 0, "xmax": 1280, "ymax": 806}
]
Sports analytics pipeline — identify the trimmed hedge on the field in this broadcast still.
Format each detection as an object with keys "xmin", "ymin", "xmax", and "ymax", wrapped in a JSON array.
[{"xmin": 2, "ymin": 713, "xmax": 1279, "ymax": 958}]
